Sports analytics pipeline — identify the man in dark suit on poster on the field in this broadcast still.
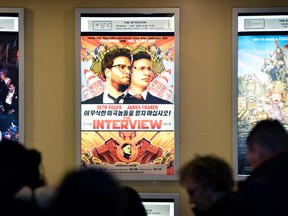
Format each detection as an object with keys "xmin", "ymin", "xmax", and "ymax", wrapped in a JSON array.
[
  {"xmin": 0, "ymin": 82, "xmax": 18, "ymax": 115},
  {"xmin": 82, "ymin": 48, "xmax": 133, "ymax": 104},
  {"xmin": 127, "ymin": 51, "xmax": 171, "ymax": 104}
]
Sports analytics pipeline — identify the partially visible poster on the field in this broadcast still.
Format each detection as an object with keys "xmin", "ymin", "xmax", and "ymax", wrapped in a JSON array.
[
  {"xmin": 0, "ymin": 9, "xmax": 24, "ymax": 143},
  {"xmin": 143, "ymin": 201, "xmax": 173, "ymax": 216},
  {"xmin": 140, "ymin": 193, "xmax": 180, "ymax": 216},
  {"xmin": 76, "ymin": 9, "xmax": 179, "ymax": 180},
  {"xmin": 233, "ymin": 8, "xmax": 288, "ymax": 178}
]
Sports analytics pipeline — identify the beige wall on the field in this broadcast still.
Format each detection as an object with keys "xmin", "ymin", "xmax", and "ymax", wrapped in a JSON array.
[{"xmin": 1, "ymin": 0, "xmax": 288, "ymax": 215}]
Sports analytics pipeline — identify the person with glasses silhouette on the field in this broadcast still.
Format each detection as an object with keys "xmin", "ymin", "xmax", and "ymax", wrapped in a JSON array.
[
  {"xmin": 179, "ymin": 155, "xmax": 235, "ymax": 216},
  {"xmin": 128, "ymin": 51, "xmax": 171, "ymax": 104},
  {"xmin": 83, "ymin": 48, "xmax": 134, "ymax": 104}
]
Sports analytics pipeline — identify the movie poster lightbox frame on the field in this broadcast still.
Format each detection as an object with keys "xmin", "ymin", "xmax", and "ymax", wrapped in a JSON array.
[
  {"xmin": 75, "ymin": 8, "xmax": 180, "ymax": 181},
  {"xmin": 0, "ymin": 8, "xmax": 25, "ymax": 144},
  {"xmin": 232, "ymin": 7, "xmax": 288, "ymax": 180},
  {"xmin": 139, "ymin": 192, "xmax": 180, "ymax": 216}
]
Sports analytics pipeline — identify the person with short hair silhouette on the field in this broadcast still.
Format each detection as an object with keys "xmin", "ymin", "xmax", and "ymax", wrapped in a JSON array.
[{"xmin": 226, "ymin": 119, "xmax": 288, "ymax": 216}]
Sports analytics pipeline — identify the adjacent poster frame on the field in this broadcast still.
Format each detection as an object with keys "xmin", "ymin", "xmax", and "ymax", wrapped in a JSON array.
[
  {"xmin": 75, "ymin": 8, "xmax": 180, "ymax": 181},
  {"xmin": 0, "ymin": 8, "xmax": 24, "ymax": 144},
  {"xmin": 232, "ymin": 7, "xmax": 288, "ymax": 180},
  {"xmin": 139, "ymin": 192, "xmax": 180, "ymax": 216}
]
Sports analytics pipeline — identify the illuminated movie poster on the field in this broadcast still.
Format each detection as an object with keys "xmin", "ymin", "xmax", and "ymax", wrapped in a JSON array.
[
  {"xmin": 140, "ymin": 193, "xmax": 180, "ymax": 216},
  {"xmin": 77, "ymin": 9, "xmax": 179, "ymax": 180},
  {"xmin": 143, "ymin": 201, "xmax": 173, "ymax": 216},
  {"xmin": 0, "ymin": 12, "xmax": 22, "ymax": 143},
  {"xmin": 234, "ymin": 9, "xmax": 288, "ymax": 177}
]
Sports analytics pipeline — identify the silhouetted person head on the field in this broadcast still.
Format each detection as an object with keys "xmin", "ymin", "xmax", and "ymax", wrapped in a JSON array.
[
  {"xmin": 119, "ymin": 186, "xmax": 147, "ymax": 216},
  {"xmin": 246, "ymin": 119, "xmax": 288, "ymax": 170},
  {"xmin": 179, "ymin": 155, "xmax": 234, "ymax": 212},
  {"xmin": 0, "ymin": 139, "xmax": 45, "ymax": 212},
  {"xmin": 52, "ymin": 169, "xmax": 120, "ymax": 216}
]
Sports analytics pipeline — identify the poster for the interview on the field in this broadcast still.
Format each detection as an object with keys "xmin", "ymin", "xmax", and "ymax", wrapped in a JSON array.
[
  {"xmin": 0, "ymin": 13, "xmax": 21, "ymax": 142},
  {"xmin": 78, "ymin": 10, "xmax": 179, "ymax": 179},
  {"xmin": 234, "ymin": 11, "xmax": 288, "ymax": 176}
]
